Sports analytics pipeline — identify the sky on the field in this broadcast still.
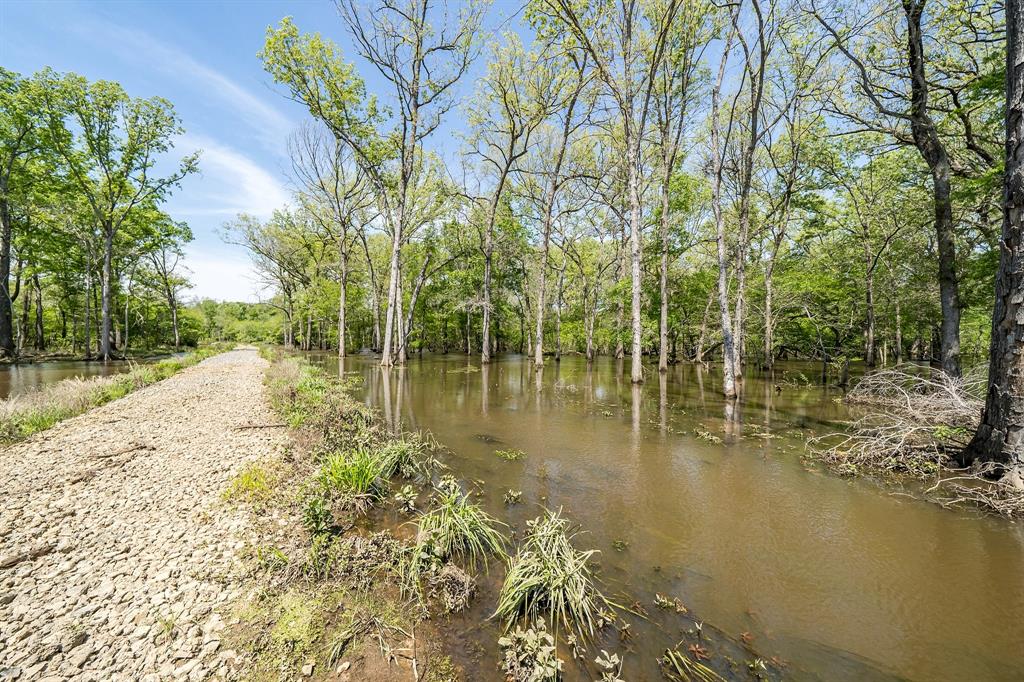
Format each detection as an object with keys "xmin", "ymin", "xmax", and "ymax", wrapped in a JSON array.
[{"xmin": 1, "ymin": 0, "xmax": 524, "ymax": 302}]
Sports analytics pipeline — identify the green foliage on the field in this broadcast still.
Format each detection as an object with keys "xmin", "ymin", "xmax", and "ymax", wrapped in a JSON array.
[
  {"xmin": 318, "ymin": 449, "xmax": 389, "ymax": 508},
  {"xmin": 495, "ymin": 448, "xmax": 526, "ymax": 461},
  {"xmin": 498, "ymin": 620, "xmax": 564, "ymax": 682}
]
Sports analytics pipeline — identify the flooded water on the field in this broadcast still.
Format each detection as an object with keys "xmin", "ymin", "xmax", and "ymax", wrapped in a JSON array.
[
  {"xmin": 310, "ymin": 352, "xmax": 1024, "ymax": 682},
  {"xmin": 0, "ymin": 358, "xmax": 155, "ymax": 399}
]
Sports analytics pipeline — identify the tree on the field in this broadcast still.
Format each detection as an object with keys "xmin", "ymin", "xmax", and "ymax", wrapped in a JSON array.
[
  {"xmin": 963, "ymin": 0, "xmax": 1024, "ymax": 482},
  {"xmin": 530, "ymin": 0, "xmax": 682, "ymax": 383},
  {"xmin": 40, "ymin": 71, "xmax": 197, "ymax": 360}
]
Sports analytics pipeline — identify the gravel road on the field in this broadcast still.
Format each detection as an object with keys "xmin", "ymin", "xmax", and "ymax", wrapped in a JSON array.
[{"xmin": 0, "ymin": 348, "xmax": 286, "ymax": 681}]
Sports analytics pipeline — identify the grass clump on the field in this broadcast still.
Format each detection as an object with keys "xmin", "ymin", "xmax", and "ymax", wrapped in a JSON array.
[
  {"xmin": 401, "ymin": 481, "xmax": 506, "ymax": 599},
  {"xmin": 495, "ymin": 509, "xmax": 609, "ymax": 640},
  {"xmin": 318, "ymin": 449, "xmax": 389, "ymax": 510},
  {"xmin": 414, "ymin": 484, "xmax": 506, "ymax": 571},
  {"xmin": 224, "ymin": 462, "xmax": 276, "ymax": 505}
]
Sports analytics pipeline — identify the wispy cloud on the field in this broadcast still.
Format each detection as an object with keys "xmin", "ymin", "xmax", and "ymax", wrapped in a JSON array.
[
  {"xmin": 182, "ymin": 247, "xmax": 272, "ymax": 303},
  {"xmin": 174, "ymin": 133, "xmax": 291, "ymax": 218},
  {"xmin": 72, "ymin": 19, "xmax": 294, "ymax": 152}
]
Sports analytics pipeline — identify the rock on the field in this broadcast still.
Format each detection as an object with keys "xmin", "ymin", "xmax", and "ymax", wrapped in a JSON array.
[
  {"xmin": 301, "ymin": 662, "xmax": 315, "ymax": 676},
  {"xmin": 336, "ymin": 661, "xmax": 351, "ymax": 673}
]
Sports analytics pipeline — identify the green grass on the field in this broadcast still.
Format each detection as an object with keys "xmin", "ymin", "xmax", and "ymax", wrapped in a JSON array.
[
  {"xmin": 318, "ymin": 449, "xmax": 389, "ymax": 509},
  {"xmin": 495, "ymin": 509, "xmax": 609, "ymax": 640},
  {"xmin": 495, "ymin": 448, "xmax": 526, "ymax": 461},
  {"xmin": 224, "ymin": 463, "xmax": 276, "ymax": 504}
]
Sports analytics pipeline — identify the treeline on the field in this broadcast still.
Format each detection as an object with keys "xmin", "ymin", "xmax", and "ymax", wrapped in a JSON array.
[
  {"xmin": 0, "ymin": 68, "xmax": 196, "ymax": 359},
  {"xmin": 237, "ymin": 0, "xmax": 1001, "ymax": 386}
]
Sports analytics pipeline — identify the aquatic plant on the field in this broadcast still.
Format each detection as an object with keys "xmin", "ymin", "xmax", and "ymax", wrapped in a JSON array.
[
  {"xmin": 495, "ymin": 509, "xmax": 609, "ymax": 639},
  {"xmin": 394, "ymin": 484, "xmax": 418, "ymax": 514},
  {"xmin": 495, "ymin": 448, "xmax": 526, "ymax": 461},
  {"xmin": 504, "ymin": 489, "xmax": 523, "ymax": 505},
  {"xmin": 660, "ymin": 648, "xmax": 726, "ymax": 682},
  {"xmin": 499, "ymin": 620, "xmax": 563, "ymax": 682},
  {"xmin": 415, "ymin": 486, "xmax": 507, "ymax": 570}
]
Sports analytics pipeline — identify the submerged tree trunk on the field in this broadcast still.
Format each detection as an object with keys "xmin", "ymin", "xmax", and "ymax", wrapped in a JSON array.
[
  {"xmin": 963, "ymin": 0, "xmax": 1024, "ymax": 476},
  {"xmin": 710, "ymin": 21, "xmax": 738, "ymax": 399}
]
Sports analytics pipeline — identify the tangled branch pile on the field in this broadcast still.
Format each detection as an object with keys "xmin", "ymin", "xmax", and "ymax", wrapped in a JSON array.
[
  {"xmin": 811, "ymin": 366, "xmax": 1024, "ymax": 517},
  {"xmin": 810, "ymin": 367, "xmax": 983, "ymax": 477}
]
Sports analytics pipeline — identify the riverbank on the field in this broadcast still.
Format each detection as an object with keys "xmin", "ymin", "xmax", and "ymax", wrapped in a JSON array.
[{"xmin": 0, "ymin": 348, "xmax": 288, "ymax": 680}]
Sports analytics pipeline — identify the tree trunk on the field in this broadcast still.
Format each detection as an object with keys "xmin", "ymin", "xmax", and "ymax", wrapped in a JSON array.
[
  {"xmin": 338, "ymin": 239, "xmax": 348, "ymax": 357},
  {"xmin": 0, "ymin": 190, "xmax": 14, "ymax": 358},
  {"xmin": 554, "ymin": 267, "xmax": 564, "ymax": 362},
  {"xmin": 658, "ymin": 160, "xmax": 671, "ymax": 373},
  {"xmin": 894, "ymin": 298, "xmax": 903, "ymax": 363},
  {"xmin": 904, "ymin": 0, "xmax": 962, "ymax": 377},
  {"xmin": 380, "ymin": 225, "xmax": 401, "ymax": 366},
  {"xmin": 711, "ymin": 23, "xmax": 738, "ymax": 398},
  {"xmin": 764, "ymin": 267, "xmax": 774, "ymax": 369},
  {"xmin": 100, "ymin": 228, "xmax": 114, "ymax": 361},
  {"xmin": 627, "ymin": 132, "xmax": 644, "ymax": 384},
  {"xmin": 33, "ymin": 274, "xmax": 43, "ymax": 351},
  {"xmin": 963, "ymin": 0, "xmax": 1024, "ymax": 474}
]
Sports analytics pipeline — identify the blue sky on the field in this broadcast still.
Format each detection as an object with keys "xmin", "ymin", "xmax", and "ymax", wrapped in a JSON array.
[{"xmin": 1, "ymin": 0, "xmax": 524, "ymax": 301}]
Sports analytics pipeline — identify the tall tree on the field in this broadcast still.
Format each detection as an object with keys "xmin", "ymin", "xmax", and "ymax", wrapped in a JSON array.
[
  {"xmin": 40, "ymin": 71, "xmax": 197, "ymax": 360},
  {"xmin": 963, "ymin": 0, "xmax": 1024, "ymax": 484},
  {"xmin": 530, "ymin": 0, "xmax": 682, "ymax": 383}
]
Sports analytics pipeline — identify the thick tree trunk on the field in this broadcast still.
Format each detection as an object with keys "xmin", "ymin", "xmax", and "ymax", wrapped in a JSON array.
[
  {"xmin": 895, "ymin": 298, "xmax": 903, "ymax": 363},
  {"xmin": 554, "ymin": 267, "xmax": 564, "ymax": 362},
  {"xmin": 865, "ymin": 268, "xmax": 876, "ymax": 366},
  {"xmin": 33, "ymin": 274, "xmax": 43, "ymax": 351},
  {"xmin": 338, "ymin": 240, "xmax": 348, "ymax": 357},
  {"xmin": 627, "ymin": 133, "xmax": 644, "ymax": 384},
  {"xmin": 659, "ymin": 161, "xmax": 671, "ymax": 373},
  {"xmin": 380, "ymin": 226, "xmax": 401, "ymax": 366},
  {"xmin": 963, "ymin": 0, "xmax": 1024, "ymax": 475}
]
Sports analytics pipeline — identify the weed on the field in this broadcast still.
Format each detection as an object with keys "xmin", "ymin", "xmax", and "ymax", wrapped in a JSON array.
[
  {"xmin": 495, "ymin": 509, "xmax": 609, "ymax": 640},
  {"xmin": 495, "ymin": 448, "xmax": 526, "ymax": 461},
  {"xmin": 224, "ymin": 463, "xmax": 275, "ymax": 505},
  {"xmin": 318, "ymin": 449, "xmax": 388, "ymax": 511},
  {"xmin": 394, "ymin": 485, "xmax": 418, "ymax": 514},
  {"xmin": 255, "ymin": 545, "xmax": 289, "ymax": 573},
  {"xmin": 499, "ymin": 620, "xmax": 563, "ymax": 682},
  {"xmin": 302, "ymin": 493, "xmax": 333, "ymax": 536},
  {"xmin": 504, "ymin": 489, "xmax": 523, "ymax": 505}
]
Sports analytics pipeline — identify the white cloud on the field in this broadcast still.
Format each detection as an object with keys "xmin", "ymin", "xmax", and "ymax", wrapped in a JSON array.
[
  {"xmin": 183, "ymin": 246, "xmax": 273, "ymax": 303},
  {"xmin": 174, "ymin": 133, "xmax": 291, "ymax": 218},
  {"xmin": 73, "ymin": 19, "xmax": 294, "ymax": 152}
]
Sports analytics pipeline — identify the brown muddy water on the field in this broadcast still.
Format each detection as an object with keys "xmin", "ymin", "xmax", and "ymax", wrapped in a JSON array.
[
  {"xmin": 308, "ymin": 352, "xmax": 1024, "ymax": 682},
  {"xmin": 0, "ymin": 360, "xmax": 142, "ymax": 399}
]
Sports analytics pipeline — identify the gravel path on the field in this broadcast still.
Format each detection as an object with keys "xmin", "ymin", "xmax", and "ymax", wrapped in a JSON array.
[{"xmin": 0, "ymin": 349, "xmax": 286, "ymax": 681}]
